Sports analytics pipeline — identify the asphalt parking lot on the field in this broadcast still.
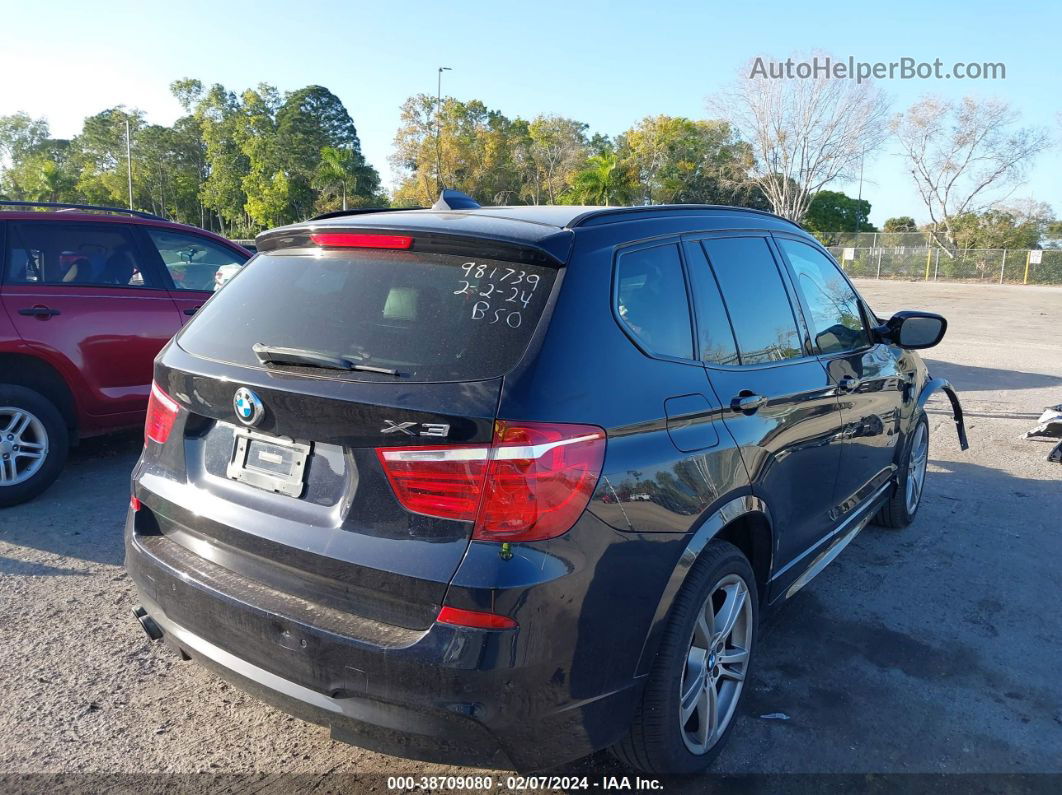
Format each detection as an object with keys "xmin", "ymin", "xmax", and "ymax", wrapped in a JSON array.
[{"xmin": 1, "ymin": 280, "xmax": 1059, "ymax": 789}]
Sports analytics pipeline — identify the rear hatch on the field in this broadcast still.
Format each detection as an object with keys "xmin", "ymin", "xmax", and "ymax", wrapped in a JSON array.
[{"xmin": 140, "ymin": 229, "xmax": 562, "ymax": 630}]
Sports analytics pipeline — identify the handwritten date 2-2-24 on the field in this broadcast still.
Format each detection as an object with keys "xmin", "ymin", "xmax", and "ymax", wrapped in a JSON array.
[{"xmin": 453, "ymin": 262, "xmax": 543, "ymax": 328}]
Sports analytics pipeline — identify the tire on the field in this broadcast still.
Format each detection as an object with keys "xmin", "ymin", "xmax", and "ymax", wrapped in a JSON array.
[
  {"xmin": 874, "ymin": 412, "xmax": 929, "ymax": 529},
  {"xmin": 612, "ymin": 540, "xmax": 758, "ymax": 775},
  {"xmin": 0, "ymin": 385, "xmax": 69, "ymax": 507}
]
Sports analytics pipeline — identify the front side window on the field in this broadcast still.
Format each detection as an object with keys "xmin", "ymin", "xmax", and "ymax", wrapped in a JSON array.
[
  {"xmin": 5, "ymin": 222, "xmax": 154, "ymax": 288},
  {"xmin": 702, "ymin": 237, "xmax": 802, "ymax": 365},
  {"xmin": 778, "ymin": 238, "xmax": 870, "ymax": 355},
  {"xmin": 615, "ymin": 244, "xmax": 693, "ymax": 359},
  {"xmin": 146, "ymin": 228, "xmax": 248, "ymax": 292}
]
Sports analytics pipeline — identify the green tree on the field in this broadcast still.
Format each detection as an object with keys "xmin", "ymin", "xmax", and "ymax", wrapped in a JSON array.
[
  {"xmin": 276, "ymin": 85, "xmax": 379, "ymax": 218},
  {"xmin": 950, "ymin": 202, "xmax": 1054, "ymax": 250},
  {"xmin": 244, "ymin": 170, "xmax": 290, "ymax": 229},
  {"xmin": 176, "ymin": 82, "xmax": 248, "ymax": 233},
  {"xmin": 617, "ymin": 115, "xmax": 762, "ymax": 206},
  {"xmin": 235, "ymin": 86, "xmax": 284, "ymax": 230},
  {"xmin": 69, "ymin": 107, "xmax": 146, "ymax": 207},
  {"xmin": 391, "ymin": 94, "xmax": 524, "ymax": 206},
  {"xmin": 0, "ymin": 112, "xmax": 49, "ymax": 162},
  {"xmin": 803, "ymin": 190, "xmax": 875, "ymax": 245},
  {"xmin": 524, "ymin": 115, "xmax": 589, "ymax": 204},
  {"xmin": 0, "ymin": 112, "xmax": 51, "ymax": 195},
  {"xmin": 561, "ymin": 152, "xmax": 634, "ymax": 206},
  {"xmin": 313, "ymin": 145, "xmax": 379, "ymax": 211},
  {"xmin": 20, "ymin": 152, "xmax": 77, "ymax": 202},
  {"xmin": 883, "ymin": 216, "xmax": 917, "ymax": 232}
]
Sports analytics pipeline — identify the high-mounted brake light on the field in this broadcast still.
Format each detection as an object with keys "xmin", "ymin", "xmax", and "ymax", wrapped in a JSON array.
[
  {"xmin": 376, "ymin": 420, "xmax": 606, "ymax": 543},
  {"xmin": 310, "ymin": 232, "xmax": 413, "ymax": 250},
  {"xmin": 144, "ymin": 382, "xmax": 179, "ymax": 445},
  {"xmin": 436, "ymin": 605, "xmax": 517, "ymax": 630}
]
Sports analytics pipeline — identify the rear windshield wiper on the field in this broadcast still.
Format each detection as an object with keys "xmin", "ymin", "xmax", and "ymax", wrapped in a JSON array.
[{"xmin": 252, "ymin": 344, "xmax": 401, "ymax": 376}]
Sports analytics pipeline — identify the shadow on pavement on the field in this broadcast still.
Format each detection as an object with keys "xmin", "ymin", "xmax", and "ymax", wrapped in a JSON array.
[
  {"xmin": 557, "ymin": 458, "xmax": 1061, "ymax": 779},
  {"xmin": 0, "ymin": 431, "xmax": 141, "ymax": 567},
  {"xmin": 923, "ymin": 358, "xmax": 1062, "ymax": 393}
]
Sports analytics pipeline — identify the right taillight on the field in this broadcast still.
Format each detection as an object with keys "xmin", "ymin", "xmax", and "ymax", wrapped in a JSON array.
[
  {"xmin": 144, "ymin": 381, "xmax": 179, "ymax": 445},
  {"xmin": 376, "ymin": 420, "xmax": 605, "ymax": 543}
]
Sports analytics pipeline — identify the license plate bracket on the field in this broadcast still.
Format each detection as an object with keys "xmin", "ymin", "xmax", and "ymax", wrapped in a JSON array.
[{"xmin": 226, "ymin": 428, "xmax": 311, "ymax": 498}]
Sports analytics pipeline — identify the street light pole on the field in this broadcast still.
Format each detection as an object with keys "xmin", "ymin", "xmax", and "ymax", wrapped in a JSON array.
[
  {"xmin": 436, "ymin": 66, "xmax": 451, "ymax": 195},
  {"xmin": 125, "ymin": 120, "xmax": 134, "ymax": 210}
]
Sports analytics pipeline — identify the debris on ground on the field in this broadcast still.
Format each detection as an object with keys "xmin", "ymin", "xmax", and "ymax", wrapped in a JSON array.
[{"xmin": 1024, "ymin": 404, "xmax": 1062, "ymax": 463}]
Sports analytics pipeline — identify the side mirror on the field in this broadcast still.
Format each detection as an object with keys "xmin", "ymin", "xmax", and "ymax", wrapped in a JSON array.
[{"xmin": 874, "ymin": 311, "xmax": 947, "ymax": 350}]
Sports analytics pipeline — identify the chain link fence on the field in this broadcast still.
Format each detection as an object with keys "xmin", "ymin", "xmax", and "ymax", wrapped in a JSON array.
[{"xmin": 826, "ymin": 245, "xmax": 1062, "ymax": 285}]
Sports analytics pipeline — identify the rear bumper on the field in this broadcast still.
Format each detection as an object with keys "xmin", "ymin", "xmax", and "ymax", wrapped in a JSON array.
[
  {"xmin": 135, "ymin": 589, "xmax": 511, "ymax": 767},
  {"xmin": 124, "ymin": 514, "xmax": 643, "ymax": 771}
]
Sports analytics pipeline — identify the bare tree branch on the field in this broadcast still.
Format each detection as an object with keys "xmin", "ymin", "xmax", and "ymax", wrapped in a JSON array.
[
  {"xmin": 709, "ymin": 55, "xmax": 890, "ymax": 222},
  {"xmin": 891, "ymin": 96, "xmax": 1051, "ymax": 254}
]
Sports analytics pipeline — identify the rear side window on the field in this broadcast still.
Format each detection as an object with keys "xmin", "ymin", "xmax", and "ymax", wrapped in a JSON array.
[
  {"xmin": 146, "ymin": 228, "xmax": 247, "ymax": 292},
  {"xmin": 4, "ymin": 222, "xmax": 156, "ymax": 288},
  {"xmin": 702, "ymin": 237, "xmax": 802, "ymax": 365},
  {"xmin": 615, "ymin": 244, "xmax": 693, "ymax": 359},
  {"xmin": 683, "ymin": 242, "xmax": 740, "ymax": 366},
  {"xmin": 777, "ymin": 238, "xmax": 870, "ymax": 354},
  {"xmin": 177, "ymin": 250, "xmax": 557, "ymax": 382}
]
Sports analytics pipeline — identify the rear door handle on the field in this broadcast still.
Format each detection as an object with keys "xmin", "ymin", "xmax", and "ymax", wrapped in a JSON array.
[
  {"xmin": 731, "ymin": 392, "xmax": 768, "ymax": 414},
  {"xmin": 183, "ymin": 306, "xmax": 201, "ymax": 316},
  {"xmin": 836, "ymin": 375, "xmax": 860, "ymax": 394},
  {"xmin": 18, "ymin": 305, "xmax": 60, "ymax": 318}
]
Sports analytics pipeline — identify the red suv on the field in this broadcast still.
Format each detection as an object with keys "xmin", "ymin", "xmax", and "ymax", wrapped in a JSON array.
[{"xmin": 0, "ymin": 202, "xmax": 252, "ymax": 506}]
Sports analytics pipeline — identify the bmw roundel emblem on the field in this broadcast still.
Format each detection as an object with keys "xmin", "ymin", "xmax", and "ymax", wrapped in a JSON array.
[{"xmin": 233, "ymin": 387, "xmax": 264, "ymax": 426}]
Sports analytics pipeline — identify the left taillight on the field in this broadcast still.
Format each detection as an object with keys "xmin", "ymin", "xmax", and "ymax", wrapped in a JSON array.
[
  {"xmin": 144, "ymin": 381, "xmax": 179, "ymax": 445},
  {"xmin": 376, "ymin": 420, "xmax": 606, "ymax": 543}
]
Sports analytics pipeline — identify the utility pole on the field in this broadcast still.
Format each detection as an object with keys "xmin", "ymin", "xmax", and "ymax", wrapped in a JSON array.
[
  {"xmin": 436, "ymin": 67, "xmax": 452, "ymax": 195},
  {"xmin": 125, "ymin": 120, "xmax": 134, "ymax": 210},
  {"xmin": 856, "ymin": 144, "xmax": 865, "ymax": 202}
]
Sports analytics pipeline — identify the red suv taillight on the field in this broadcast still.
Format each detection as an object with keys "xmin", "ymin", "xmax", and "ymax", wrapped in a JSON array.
[
  {"xmin": 376, "ymin": 420, "xmax": 605, "ymax": 543},
  {"xmin": 144, "ymin": 382, "xmax": 179, "ymax": 445}
]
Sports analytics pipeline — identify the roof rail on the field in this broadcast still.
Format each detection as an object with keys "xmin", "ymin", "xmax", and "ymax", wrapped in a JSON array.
[
  {"xmin": 566, "ymin": 204, "xmax": 804, "ymax": 231},
  {"xmin": 0, "ymin": 200, "xmax": 164, "ymax": 220},
  {"xmin": 309, "ymin": 206, "xmax": 423, "ymax": 222}
]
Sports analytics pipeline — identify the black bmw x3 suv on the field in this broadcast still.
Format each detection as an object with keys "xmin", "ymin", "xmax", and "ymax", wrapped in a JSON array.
[{"xmin": 126, "ymin": 194, "xmax": 967, "ymax": 774}]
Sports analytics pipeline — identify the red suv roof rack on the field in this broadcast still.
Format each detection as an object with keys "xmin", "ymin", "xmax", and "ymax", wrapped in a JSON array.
[{"xmin": 0, "ymin": 200, "xmax": 164, "ymax": 221}]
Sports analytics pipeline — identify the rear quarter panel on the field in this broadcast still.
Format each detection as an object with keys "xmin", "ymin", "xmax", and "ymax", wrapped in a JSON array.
[{"xmin": 494, "ymin": 225, "xmax": 752, "ymax": 688}]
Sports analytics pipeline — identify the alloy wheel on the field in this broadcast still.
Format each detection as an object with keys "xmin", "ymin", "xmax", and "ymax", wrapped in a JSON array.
[
  {"xmin": 905, "ymin": 423, "xmax": 929, "ymax": 514},
  {"xmin": 0, "ymin": 407, "xmax": 49, "ymax": 486},
  {"xmin": 678, "ymin": 573, "xmax": 753, "ymax": 754}
]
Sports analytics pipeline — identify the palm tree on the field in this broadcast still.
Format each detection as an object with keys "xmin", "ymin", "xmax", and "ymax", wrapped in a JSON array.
[
  {"xmin": 563, "ymin": 152, "xmax": 630, "ymax": 206},
  {"xmin": 313, "ymin": 146, "xmax": 371, "ymax": 211}
]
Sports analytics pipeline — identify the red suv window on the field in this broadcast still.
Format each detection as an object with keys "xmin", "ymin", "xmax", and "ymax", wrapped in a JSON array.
[
  {"xmin": 145, "ymin": 228, "xmax": 247, "ymax": 292},
  {"xmin": 6, "ymin": 222, "xmax": 161, "ymax": 288}
]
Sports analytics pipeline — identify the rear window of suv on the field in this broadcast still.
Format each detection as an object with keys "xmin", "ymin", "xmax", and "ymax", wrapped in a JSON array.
[{"xmin": 176, "ymin": 249, "xmax": 558, "ymax": 383}]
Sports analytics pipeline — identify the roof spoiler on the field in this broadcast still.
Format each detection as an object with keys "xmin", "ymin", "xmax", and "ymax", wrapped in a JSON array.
[{"xmin": 309, "ymin": 207, "xmax": 422, "ymax": 221}]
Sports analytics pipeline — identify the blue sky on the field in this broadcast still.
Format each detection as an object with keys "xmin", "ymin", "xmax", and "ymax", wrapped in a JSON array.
[{"xmin": 2, "ymin": 0, "xmax": 1059, "ymax": 225}]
